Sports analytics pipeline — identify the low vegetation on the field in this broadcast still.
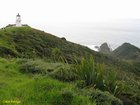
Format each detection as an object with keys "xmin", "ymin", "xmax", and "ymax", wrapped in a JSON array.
[{"xmin": 0, "ymin": 27, "xmax": 140, "ymax": 105}]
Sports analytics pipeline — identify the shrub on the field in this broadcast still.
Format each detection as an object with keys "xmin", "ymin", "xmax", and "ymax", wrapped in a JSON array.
[
  {"xmin": 94, "ymin": 63, "xmax": 105, "ymax": 90},
  {"xmin": 52, "ymin": 48, "xmax": 62, "ymax": 62},
  {"xmin": 104, "ymin": 71, "xmax": 124, "ymax": 96},
  {"xmin": 61, "ymin": 89, "xmax": 74, "ymax": 105},
  {"xmin": 51, "ymin": 66, "xmax": 78, "ymax": 82},
  {"xmin": 75, "ymin": 56, "xmax": 105, "ymax": 88},
  {"xmin": 76, "ymin": 80, "xmax": 87, "ymax": 89},
  {"xmin": 75, "ymin": 56, "xmax": 96, "ymax": 86},
  {"xmin": 89, "ymin": 89, "xmax": 123, "ymax": 105},
  {"xmin": 20, "ymin": 60, "xmax": 46, "ymax": 74},
  {"xmin": 19, "ymin": 60, "xmax": 62, "ymax": 74},
  {"xmin": 75, "ymin": 56, "xmax": 124, "ymax": 96},
  {"xmin": 0, "ymin": 46, "xmax": 18, "ymax": 57}
]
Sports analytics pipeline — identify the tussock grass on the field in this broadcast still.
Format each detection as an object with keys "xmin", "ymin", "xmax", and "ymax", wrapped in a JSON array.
[
  {"xmin": 75, "ymin": 56, "xmax": 124, "ymax": 97},
  {"xmin": 0, "ymin": 57, "xmax": 139, "ymax": 105}
]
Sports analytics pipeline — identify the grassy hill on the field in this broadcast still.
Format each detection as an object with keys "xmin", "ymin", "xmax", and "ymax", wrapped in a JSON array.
[
  {"xmin": 0, "ymin": 26, "xmax": 140, "ymax": 105},
  {"xmin": 0, "ymin": 26, "xmax": 93, "ymax": 59},
  {"xmin": 113, "ymin": 43, "xmax": 140, "ymax": 61},
  {"xmin": 0, "ymin": 26, "xmax": 139, "ymax": 74}
]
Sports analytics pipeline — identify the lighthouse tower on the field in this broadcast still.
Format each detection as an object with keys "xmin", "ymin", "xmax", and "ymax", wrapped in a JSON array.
[{"xmin": 16, "ymin": 13, "xmax": 22, "ymax": 27}]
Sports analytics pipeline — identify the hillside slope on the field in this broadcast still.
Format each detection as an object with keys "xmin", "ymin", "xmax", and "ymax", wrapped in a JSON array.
[
  {"xmin": 0, "ymin": 26, "xmax": 93, "ymax": 59},
  {"xmin": 0, "ymin": 26, "xmax": 120, "ymax": 64},
  {"xmin": 0, "ymin": 26, "xmax": 140, "ymax": 105},
  {"xmin": 113, "ymin": 43, "xmax": 140, "ymax": 61},
  {"xmin": 0, "ymin": 26, "xmax": 139, "ymax": 76}
]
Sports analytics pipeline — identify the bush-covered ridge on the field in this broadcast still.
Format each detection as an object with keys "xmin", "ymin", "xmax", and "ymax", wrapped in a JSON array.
[{"xmin": 113, "ymin": 43, "xmax": 140, "ymax": 61}]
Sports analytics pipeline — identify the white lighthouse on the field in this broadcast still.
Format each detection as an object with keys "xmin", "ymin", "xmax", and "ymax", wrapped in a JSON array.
[{"xmin": 16, "ymin": 13, "xmax": 22, "ymax": 27}]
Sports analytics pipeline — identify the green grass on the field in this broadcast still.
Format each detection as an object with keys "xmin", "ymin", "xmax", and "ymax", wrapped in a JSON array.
[
  {"xmin": 0, "ymin": 58, "xmax": 96, "ymax": 105},
  {"xmin": 0, "ymin": 58, "xmax": 123, "ymax": 105},
  {"xmin": 0, "ymin": 26, "xmax": 140, "ymax": 105},
  {"xmin": 0, "ymin": 57, "xmax": 140, "ymax": 105},
  {"xmin": 1, "ymin": 26, "xmax": 139, "ymax": 77},
  {"xmin": 0, "ymin": 26, "xmax": 93, "ymax": 59}
]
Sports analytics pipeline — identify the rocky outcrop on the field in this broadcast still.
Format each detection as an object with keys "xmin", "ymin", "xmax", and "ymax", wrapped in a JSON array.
[{"xmin": 99, "ymin": 42, "xmax": 111, "ymax": 54}]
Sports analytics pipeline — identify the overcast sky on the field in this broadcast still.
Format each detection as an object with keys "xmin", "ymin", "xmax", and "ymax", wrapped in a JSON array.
[{"xmin": 0, "ymin": 0, "xmax": 140, "ymax": 49}]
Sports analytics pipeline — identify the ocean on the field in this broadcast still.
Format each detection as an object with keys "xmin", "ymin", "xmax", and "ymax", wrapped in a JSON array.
[{"xmin": 40, "ymin": 19, "xmax": 140, "ymax": 50}]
